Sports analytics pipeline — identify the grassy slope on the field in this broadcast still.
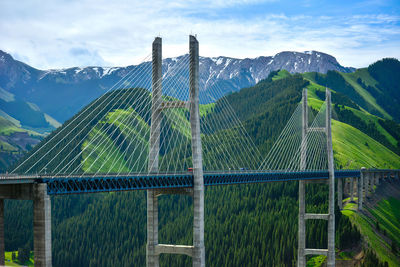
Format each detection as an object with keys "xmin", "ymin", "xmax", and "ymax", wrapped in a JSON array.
[
  {"xmin": 342, "ymin": 105, "xmax": 397, "ymax": 146},
  {"xmin": 340, "ymin": 69, "xmax": 391, "ymax": 119},
  {"xmin": 0, "ymin": 116, "xmax": 24, "ymax": 136},
  {"xmin": 307, "ymin": 79, "xmax": 395, "ymax": 146},
  {"xmin": 305, "ymin": 82, "xmax": 400, "ymax": 169},
  {"xmin": 368, "ymin": 197, "xmax": 400, "ymax": 246},
  {"xmin": 302, "ymin": 69, "xmax": 391, "ymax": 120},
  {"xmin": 4, "ymin": 251, "xmax": 34, "ymax": 267},
  {"xmin": 82, "ymin": 122, "xmax": 133, "ymax": 173},
  {"xmin": 332, "ymin": 120, "xmax": 400, "ymax": 169},
  {"xmin": 81, "ymin": 102, "xmax": 215, "ymax": 173},
  {"xmin": 342, "ymin": 200, "xmax": 400, "ymax": 266},
  {"xmin": 272, "ymin": 69, "xmax": 291, "ymax": 80}
]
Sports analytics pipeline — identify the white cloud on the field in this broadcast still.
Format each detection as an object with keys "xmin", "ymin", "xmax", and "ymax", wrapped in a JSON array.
[{"xmin": 0, "ymin": 0, "xmax": 399, "ymax": 69}]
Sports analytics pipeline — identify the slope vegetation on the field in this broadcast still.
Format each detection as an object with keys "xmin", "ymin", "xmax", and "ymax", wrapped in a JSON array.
[{"xmin": 4, "ymin": 68, "xmax": 400, "ymax": 266}]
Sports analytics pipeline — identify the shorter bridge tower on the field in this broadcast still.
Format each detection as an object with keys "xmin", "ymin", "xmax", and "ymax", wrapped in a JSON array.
[
  {"xmin": 298, "ymin": 88, "xmax": 335, "ymax": 266},
  {"xmin": 146, "ymin": 35, "xmax": 205, "ymax": 267}
]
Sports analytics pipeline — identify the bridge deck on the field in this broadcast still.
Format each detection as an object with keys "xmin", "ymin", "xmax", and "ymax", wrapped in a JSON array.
[{"xmin": 0, "ymin": 170, "xmax": 363, "ymax": 195}]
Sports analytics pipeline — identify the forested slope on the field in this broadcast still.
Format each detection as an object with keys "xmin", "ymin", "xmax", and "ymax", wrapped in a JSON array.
[{"xmin": 4, "ymin": 62, "xmax": 400, "ymax": 266}]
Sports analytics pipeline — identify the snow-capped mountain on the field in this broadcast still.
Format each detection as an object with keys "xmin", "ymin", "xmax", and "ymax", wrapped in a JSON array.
[{"xmin": 0, "ymin": 49, "xmax": 354, "ymax": 123}]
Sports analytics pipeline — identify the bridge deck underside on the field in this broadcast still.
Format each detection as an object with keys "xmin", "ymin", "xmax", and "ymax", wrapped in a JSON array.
[{"xmin": 17, "ymin": 170, "xmax": 360, "ymax": 195}]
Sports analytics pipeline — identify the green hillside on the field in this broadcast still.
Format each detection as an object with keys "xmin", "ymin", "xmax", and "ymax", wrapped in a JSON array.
[
  {"xmin": 0, "ymin": 116, "xmax": 24, "ymax": 136},
  {"xmin": 332, "ymin": 120, "xmax": 400, "ymax": 169},
  {"xmin": 306, "ymin": 79, "xmax": 400, "ymax": 158},
  {"xmin": 303, "ymin": 58, "xmax": 400, "ymax": 123},
  {"xmin": 340, "ymin": 69, "xmax": 391, "ymax": 119},
  {"xmin": 0, "ymin": 116, "xmax": 43, "ymax": 172},
  {"xmin": 342, "ymin": 196, "xmax": 400, "ymax": 266},
  {"xmin": 4, "ymin": 62, "xmax": 400, "ymax": 266}
]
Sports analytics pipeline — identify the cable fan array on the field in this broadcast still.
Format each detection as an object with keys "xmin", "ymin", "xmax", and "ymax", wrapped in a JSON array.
[
  {"xmin": 12, "ymin": 52, "xmax": 263, "ymax": 176},
  {"xmin": 260, "ymin": 99, "xmax": 329, "ymax": 171}
]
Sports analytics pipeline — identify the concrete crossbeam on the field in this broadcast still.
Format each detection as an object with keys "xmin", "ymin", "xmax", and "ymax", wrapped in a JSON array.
[
  {"xmin": 156, "ymin": 244, "xmax": 194, "ymax": 257},
  {"xmin": 159, "ymin": 101, "xmax": 188, "ymax": 110},
  {"xmin": 304, "ymin": 249, "xmax": 328, "ymax": 256},
  {"xmin": 307, "ymin": 127, "xmax": 325, "ymax": 132},
  {"xmin": 154, "ymin": 188, "xmax": 193, "ymax": 197},
  {"xmin": 304, "ymin": 213, "xmax": 329, "ymax": 220}
]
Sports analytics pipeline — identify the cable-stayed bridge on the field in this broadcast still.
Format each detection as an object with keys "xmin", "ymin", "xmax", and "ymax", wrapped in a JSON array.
[{"xmin": 0, "ymin": 36, "xmax": 399, "ymax": 267}]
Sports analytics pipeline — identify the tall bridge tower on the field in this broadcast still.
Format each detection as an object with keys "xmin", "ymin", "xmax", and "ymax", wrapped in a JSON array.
[
  {"xmin": 298, "ymin": 88, "xmax": 336, "ymax": 266},
  {"xmin": 146, "ymin": 35, "xmax": 205, "ymax": 267}
]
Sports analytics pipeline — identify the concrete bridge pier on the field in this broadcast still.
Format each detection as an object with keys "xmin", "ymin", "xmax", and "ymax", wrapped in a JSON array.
[
  {"xmin": 33, "ymin": 184, "xmax": 52, "ymax": 267},
  {"xmin": 358, "ymin": 168, "xmax": 365, "ymax": 211},
  {"xmin": 350, "ymin": 177, "xmax": 354, "ymax": 202},
  {"xmin": 376, "ymin": 172, "xmax": 380, "ymax": 185},
  {"xmin": 365, "ymin": 172, "xmax": 373, "ymax": 198},
  {"xmin": 371, "ymin": 172, "xmax": 376, "ymax": 194},
  {"xmin": 0, "ymin": 183, "xmax": 52, "ymax": 267},
  {"xmin": 337, "ymin": 178, "xmax": 343, "ymax": 209}
]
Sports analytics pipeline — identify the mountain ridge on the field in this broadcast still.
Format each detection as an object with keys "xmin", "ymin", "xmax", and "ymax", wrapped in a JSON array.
[{"xmin": 0, "ymin": 49, "xmax": 354, "ymax": 123}]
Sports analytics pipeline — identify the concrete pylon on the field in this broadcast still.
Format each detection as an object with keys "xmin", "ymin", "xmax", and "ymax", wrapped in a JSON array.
[
  {"xmin": 147, "ymin": 36, "xmax": 162, "ymax": 267},
  {"xmin": 0, "ymin": 199, "xmax": 4, "ymax": 266},
  {"xmin": 297, "ymin": 89, "xmax": 307, "ymax": 267},
  {"xmin": 189, "ymin": 35, "xmax": 206, "ymax": 267},
  {"xmin": 146, "ymin": 35, "xmax": 205, "ymax": 267},
  {"xmin": 326, "ymin": 88, "xmax": 335, "ymax": 267},
  {"xmin": 33, "ymin": 184, "xmax": 52, "ymax": 267},
  {"xmin": 297, "ymin": 88, "xmax": 335, "ymax": 266}
]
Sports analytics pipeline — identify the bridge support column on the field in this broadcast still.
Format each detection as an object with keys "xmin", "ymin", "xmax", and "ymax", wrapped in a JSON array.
[
  {"xmin": 147, "ymin": 36, "xmax": 162, "ymax": 267},
  {"xmin": 369, "ymin": 172, "xmax": 377, "ymax": 195},
  {"xmin": 147, "ymin": 191, "xmax": 159, "ymax": 267},
  {"xmin": 337, "ymin": 178, "xmax": 342, "ymax": 209},
  {"xmin": 326, "ymin": 88, "xmax": 335, "ymax": 267},
  {"xmin": 297, "ymin": 89, "xmax": 307, "ymax": 267},
  {"xmin": 365, "ymin": 172, "xmax": 373, "ymax": 198},
  {"xmin": 190, "ymin": 35, "xmax": 205, "ymax": 267},
  {"xmin": 376, "ymin": 172, "xmax": 380, "ymax": 186},
  {"xmin": 0, "ymin": 199, "xmax": 4, "ymax": 266},
  {"xmin": 33, "ymin": 183, "xmax": 52, "ymax": 267},
  {"xmin": 350, "ymin": 177, "xmax": 354, "ymax": 202},
  {"xmin": 298, "ymin": 180, "xmax": 306, "ymax": 267},
  {"xmin": 358, "ymin": 168, "xmax": 365, "ymax": 211}
]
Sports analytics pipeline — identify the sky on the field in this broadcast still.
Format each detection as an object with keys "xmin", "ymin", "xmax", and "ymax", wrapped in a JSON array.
[{"xmin": 0, "ymin": 0, "xmax": 399, "ymax": 69}]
